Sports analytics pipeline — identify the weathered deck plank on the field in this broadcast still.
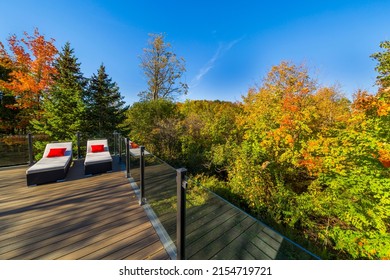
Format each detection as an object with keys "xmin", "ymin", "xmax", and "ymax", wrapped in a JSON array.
[{"xmin": 0, "ymin": 159, "xmax": 170, "ymax": 260}]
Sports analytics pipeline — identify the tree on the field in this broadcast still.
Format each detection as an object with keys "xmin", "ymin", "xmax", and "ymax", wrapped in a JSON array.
[
  {"xmin": 139, "ymin": 33, "xmax": 188, "ymax": 101},
  {"xmin": 371, "ymin": 41, "xmax": 390, "ymax": 92},
  {"xmin": 209, "ymin": 62, "xmax": 389, "ymax": 259},
  {"xmin": 370, "ymin": 41, "xmax": 390, "ymax": 119},
  {"xmin": 124, "ymin": 99, "xmax": 180, "ymax": 161},
  {"xmin": 32, "ymin": 42, "xmax": 87, "ymax": 141},
  {"xmin": 0, "ymin": 62, "xmax": 20, "ymax": 134},
  {"xmin": 85, "ymin": 64, "xmax": 128, "ymax": 137},
  {"xmin": 178, "ymin": 100, "xmax": 242, "ymax": 174},
  {"xmin": 0, "ymin": 29, "xmax": 58, "ymax": 130}
]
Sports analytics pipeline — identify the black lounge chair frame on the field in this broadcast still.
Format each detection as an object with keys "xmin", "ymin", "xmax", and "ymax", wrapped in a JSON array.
[{"xmin": 84, "ymin": 139, "xmax": 112, "ymax": 175}]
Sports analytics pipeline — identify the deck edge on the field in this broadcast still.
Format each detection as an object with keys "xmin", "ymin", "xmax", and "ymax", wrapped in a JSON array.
[{"xmin": 128, "ymin": 175, "xmax": 177, "ymax": 260}]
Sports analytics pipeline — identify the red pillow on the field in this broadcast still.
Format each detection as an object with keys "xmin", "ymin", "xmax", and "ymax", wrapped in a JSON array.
[
  {"xmin": 47, "ymin": 148, "xmax": 67, "ymax": 157},
  {"xmin": 130, "ymin": 142, "xmax": 139, "ymax": 148},
  {"xmin": 91, "ymin": 144, "xmax": 105, "ymax": 153}
]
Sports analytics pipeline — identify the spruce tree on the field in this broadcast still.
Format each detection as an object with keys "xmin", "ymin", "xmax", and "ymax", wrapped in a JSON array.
[
  {"xmin": 85, "ymin": 64, "xmax": 127, "ymax": 138},
  {"xmin": 0, "ymin": 64, "xmax": 19, "ymax": 134},
  {"xmin": 32, "ymin": 42, "xmax": 86, "ymax": 141}
]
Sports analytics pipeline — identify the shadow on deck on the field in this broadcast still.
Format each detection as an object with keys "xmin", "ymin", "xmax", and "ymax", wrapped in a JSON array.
[{"xmin": 0, "ymin": 157, "xmax": 170, "ymax": 260}]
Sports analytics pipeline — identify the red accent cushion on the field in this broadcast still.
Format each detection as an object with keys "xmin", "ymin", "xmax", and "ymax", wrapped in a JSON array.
[
  {"xmin": 130, "ymin": 142, "xmax": 139, "ymax": 148},
  {"xmin": 47, "ymin": 148, "xmax": 67, "ymax": 157},
  {"xmin": 91, "ymin": 144, "xmax": 105, "ymax": 153}
]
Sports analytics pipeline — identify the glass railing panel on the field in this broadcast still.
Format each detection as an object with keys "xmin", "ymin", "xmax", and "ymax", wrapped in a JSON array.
[
  {"xmin": 0, "ymin": 134, "xmax": 29, "ymax": 167},
  {"xmin": 128, "ymin": 150, "xmax": 177, "ymax": 245},
  {"xmin": 145, "ymin": 158, "xmax": 177, "ymax": 242},
  {"xmin": 143, "ymin": 154, "xmax": 177, "ymax": 243},
  {"xmin": 185, "ymin": 181, "xmax": 320, "ymax": 260},
  {"xmin": 0, "ymin": 132, "xmax": 125, "ymax": 168}
]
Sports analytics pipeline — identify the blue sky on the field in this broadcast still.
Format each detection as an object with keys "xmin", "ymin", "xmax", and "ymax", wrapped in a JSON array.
[{"xmin": 1, "ymin": 0, "xmax": 390, "ymax": 105}]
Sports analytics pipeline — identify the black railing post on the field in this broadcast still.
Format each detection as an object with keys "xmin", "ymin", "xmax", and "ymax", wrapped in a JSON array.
[
  {"xmin": 76, "ymin": 131, "xmax": 81, "ymax": 159},
  {"xmin": 118, "ymin": 134, "xmax": 122, "ymax": 163},
  {"xmin": 27, "ymin": 133, "xmax": 34, "ymax": 166},
  {"xmin": 125, "ymin": 137, "xmax": 130, "ymax": 178},
  {"xmin": 176, "ymin": 168, "xmax": 187, "ymax": 260},
  {"xmin": 139, "ymin": 146, "xmax": 145, "ymax": 205},
  {"xmin": 113, "ymin": 131, "xmax": 118, "ymax": 156}
]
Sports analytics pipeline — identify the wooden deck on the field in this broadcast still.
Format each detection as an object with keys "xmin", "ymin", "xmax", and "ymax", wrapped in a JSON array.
[{"xmin": 0, "ymin": 158, "xmax": 170, "ymax": 260}]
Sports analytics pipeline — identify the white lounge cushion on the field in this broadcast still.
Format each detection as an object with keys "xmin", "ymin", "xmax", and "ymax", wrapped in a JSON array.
[
  {"xmin": 129, "ymin": 147, "xmax": 150, "ymax": 157},
  {"xmin": 84, "ymin": 151, "xmax": 112, "ymax": 165},
  {"xmin": 84, "ymin": 139, "xmax": 112, "ymax": 166},
  {"xmin": 26, "ymin": 142, "xmax": 73, "ymax": 174}
]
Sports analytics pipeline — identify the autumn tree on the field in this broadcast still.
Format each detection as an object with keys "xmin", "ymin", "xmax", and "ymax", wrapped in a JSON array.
[
  {"xmin": 204, "ymin": 61, "xmax": 390, "ymax": 259},
  {"xmin": 371, "ymin": 41, "xmax": 390, "ymax": 91},
  {"xmin": 32, "ymin": 42, "xmax": 87, "ymax": 141},
  {"xmin": 85, "ymin": 64, "xmax": 128, "ymax": 137},
  {"xmin": 295, "ymin": 86, "xmax": 390, "ymax": 259},
  {"xmin": 0, "ymin": 29, "xmax": 58, "ymax": 130},
  {"xmin": 369, "ymin": 41, "xmax": 390, "ymax": 121},
  {"xmin": 139, "ymin": 33, "xmax": 188, "ymax": 101}
]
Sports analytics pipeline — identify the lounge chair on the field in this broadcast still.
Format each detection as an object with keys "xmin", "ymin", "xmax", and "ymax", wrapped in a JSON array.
[
  {"xmin": 129, "ymin": 147, "xmax": 151, "ymax": 157},
  {"xmin": 26, "ymin": 142, "xmax": 73, "ymax": 186},
  {"xmin": 84, "ymin": 139, "xmax": 112, "ymax": 175}
]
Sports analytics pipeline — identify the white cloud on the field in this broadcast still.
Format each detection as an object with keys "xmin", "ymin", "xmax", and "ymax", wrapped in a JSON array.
[{"xmin": 190, "ymin": 36, "xmax": 244, "ymax": 88}]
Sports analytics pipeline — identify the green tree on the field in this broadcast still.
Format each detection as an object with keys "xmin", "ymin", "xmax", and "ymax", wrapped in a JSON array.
[
  {"xmin": 371, "ymin": 41, "xmax": 390, "ymax": 91},
  {"xmin": 139, "ymin": 33, "xmax": 188, "ymax": 101},
  {"xmin": 32, "ymin": 42, "xmax": 86, "ymax": 141},
  {"xmin": 178, "ymin": 100, "xmax": 242, "ymax": 174},
  {"xmin": 124, "ymin": 99, "xmax": 181, "ymax": 161},
  {"xmin": 85, "ymin": 64, "xmax": 128, "ymax": 137},
  {"xmin": 0, "ymin": 63, "xmax": 19, "ymax": 134}
]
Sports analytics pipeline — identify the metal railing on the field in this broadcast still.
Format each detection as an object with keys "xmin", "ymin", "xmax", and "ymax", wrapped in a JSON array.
[
  {"xmin": 125, "ymin": 146, "xmax": 320, "ymax": 260},
  {"xmin": 184, "ymin": 181, "xmax": 320, "ymax": 260},
  {"xmin": 0, "ymin": 134, "xmax": 26, "ymax": 167}
]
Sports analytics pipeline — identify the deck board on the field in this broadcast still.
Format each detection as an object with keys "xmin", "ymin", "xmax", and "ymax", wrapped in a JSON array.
[{"xmin": 0, "ymin": 159, "xmax": 170, "ymax": 260}]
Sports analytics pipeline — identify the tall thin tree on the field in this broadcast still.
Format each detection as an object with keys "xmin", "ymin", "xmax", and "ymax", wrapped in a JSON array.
[{"xmin": 139, "ymin": 33, "xmax": 188, "ymax": 101}]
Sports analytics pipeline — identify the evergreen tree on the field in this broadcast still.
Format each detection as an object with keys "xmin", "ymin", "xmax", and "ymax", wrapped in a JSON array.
[
  {"xmin": 32, "ymin": 42, "xmax": 86, "ymax": 141},
  {"xmin": 85, "ymin": 64, "xmax": 128, "ymax": 137},
  {"xmin": 0, "ymin": 64, "xmax": 19, "ymax": 134}
]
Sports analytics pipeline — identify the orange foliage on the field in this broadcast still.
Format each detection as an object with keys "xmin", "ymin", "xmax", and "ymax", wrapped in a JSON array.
[
  {"xmin": 282, "ymin": 92, "xmax": 300, "ymax": 113},
  {"xmin": 378, "ymin": 147, "xmax": 390, "ymax": 168},
  {"xmin": 352, "ymin": 90, "xmax": 376, "ymax": 112},
  {"xmin": 0, "ymin": 28, "xmax": 58, "ymax": 111},
  {"xmin": 377, "ymin": 100, "xmax": 390, "ymax": 116},
  {"xmin": 352, "ymin": 89, "xmax": 390, "ymax": 117}
]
